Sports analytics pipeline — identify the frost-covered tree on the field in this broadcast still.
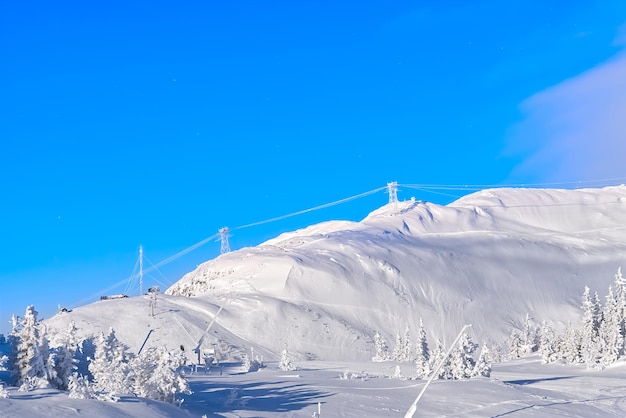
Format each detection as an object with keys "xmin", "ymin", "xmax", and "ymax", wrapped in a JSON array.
[
  {"xmin": 414, "ymin": 319, "xmax": 431, "ymax": 379},
  {"xmin": 521, "ymin": 314, "xmax": 539, "ymax": 355},
  {"xmin": 88, "ymin": 328, "xmax": 133, "ymax": 401},
  {"xmin": 580, "ymin": 286, "xmax": 598, "ymax": 363},
  {"xmin": 9, "ymin": 306, "xmax": 50, "ymax": 390},
  {"xmin": 401, "ymin": 325, "xmax": 412, "ymax": 362},
  {"xmin": 472, "ymin": 344, "xmax": 492, "ymax": 378},
  {"xmin": 599, "ymin": 285, "xmax": 623, "ymax": 365},
  {"xmin": 449, "ymin": 333, "xmax": 477, "ymax": 379},
  {"xmin": 0, "ymin": 354, "xmax": 8, "ymax": 398},
  {"xmin": 391, "ymin": 331, "xmax": 404, "ymax": 362},
  {"xmin": 242, "ymin": 354, "xmax": 251, "ymax": 372},
  {"xmin": 68, "ymin": 372, "xmax": 95, "ymax": 400},
  {"xmin": 612, "ymin": 268, "xmax": 626, "ymax": 354},
  {"xmin": 559, "ymin": 323, "xmax": 583, "ymax": 364},
  {"xmin": 538, "ymin": 321, "xmax": 558, "ymax": 364},
  {"xmin": 392, "ymin": 364, "xmax": 405, "ymax": 379},
  {"xmin": 372, "ymin": 331, "xmax": 390, "ymax": 362},
  {"xmin": 581, "ymin": 286, "xmax": 603, "ymax": 366},
  {"xmin": 130, "ymin": 346, "xmax": 190, "ymax": 405},
  {"xmin": 279, "ymin": 346, "xmax": 297, "ymax": 371},
  {"xmin": 241, "ymin": 347, "xmax": 262, "ymax": 372},
  {"xmin": 49, "ymin": 321, "xmax": 80, "ymax": 390},
  {"xmin": 429, "ymin": 339, "xmax": 449, "ymax": 379},
  {"xmin": 507, "ymin": 330, "xmax": 525, "ymax": 359}
]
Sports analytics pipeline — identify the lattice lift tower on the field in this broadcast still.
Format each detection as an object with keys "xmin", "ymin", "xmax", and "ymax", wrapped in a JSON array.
[
  {"xmin": 219, "ymin": 227, "xmax": 231, "ymax": 254},
  {"xmin": 139, "ymin": 245, "xmax": 144, "ymax": 295},
  {"xmin": 387, "ymin": 181, "xmax": 398, "ymax": 204}
]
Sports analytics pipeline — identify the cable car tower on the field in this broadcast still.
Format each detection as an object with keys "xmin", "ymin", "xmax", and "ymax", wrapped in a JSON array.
[
  {"xmin": 219, "ymin": 227, "xmax": 230, "ymax": 254},
  {"xmin": 139, "ymin": 245, "xmax": 144, "ymax": 296},
  {"xmin": 387, "ymin": 181, "xmax": 398, "ymax": 204}
]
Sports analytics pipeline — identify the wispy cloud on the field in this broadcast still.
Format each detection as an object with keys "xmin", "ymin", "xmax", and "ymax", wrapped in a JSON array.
[{"xmin": 506, "ymin": 44, "xmax": 626, "ymax": 185}]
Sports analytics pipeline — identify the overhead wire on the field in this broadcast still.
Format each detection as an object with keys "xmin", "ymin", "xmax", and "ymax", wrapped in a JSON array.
[
  {"xmin": 231, "ymin": 186, "xmax": 388, "ymax": 231},
  {"xmin": 71, "ymin": 185, "xmax": 388, "ymax": 305},
  {"xmin": 71, "ymin": 177, "xmax": 624, "ymax": 306}
]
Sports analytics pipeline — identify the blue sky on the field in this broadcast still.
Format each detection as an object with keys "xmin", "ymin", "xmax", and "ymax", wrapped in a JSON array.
[{"xmin": 1, "ymin": 1, "xmax": 625, "ymax": 333}]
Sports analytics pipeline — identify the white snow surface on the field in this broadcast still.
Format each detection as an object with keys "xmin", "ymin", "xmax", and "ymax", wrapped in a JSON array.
[
  {"xmin": 4, "ymin": 185, "xmax": 625, "ymax": 417},
  {"xmin": 164, "ymin": 186, "xmax": 626, "ymax": 360}
]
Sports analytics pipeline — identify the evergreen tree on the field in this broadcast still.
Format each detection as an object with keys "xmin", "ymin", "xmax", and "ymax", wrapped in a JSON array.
[
  {"xmin": 131, "ymin": 346, "xmax": 190, "ymax": 405},
  {"xmin": 50, "ymin": 321, "xmax": 80, "ymax": 390},
  {"xmin": 392, "ymin": 364, "xmax": 405, "ymax": 379},
  {"xmin": 10, "ymin": 306, "xmax": 49, "ymax": 390},
  {"xmin": 521, "ymin": 314, "xmax": 539, "ymax": 355},
  {"xmin": 242, "ymin": 354, "xmax": 252, "ymax": 372},
  {"xmin": 391, "ymin": 331, "xmax": 404, "ymax": 362},
  {"xmin": 430, "ymin": 339, "xmax": 450, "ymax": 379},
  {"xmin": 560, "ymin": 323, "xmax": 583, "ymax": 364},
  {"xmin": 449, "ymin": 333, "xmax": 477, "ymax": 379},
  {"xmin": 372, "ymin": 331, "xmax": 390, "ymax": 362},
  {"xmin": 88, "ymin": 328, "xmax": 133, "ymax": 401},
  {"xmin": 67, "ymin": 372, "xmax": 95, "ymax": 400},
  {"xmin": 612, "ymin": 267, "xmax": 626, "ymax": 355},
  {"xmin": 279, "ymin": 346, "xmax": 297, "ymax": 371},
  {"xmin": 7, "ymin": 315, "xmax": 21, "ymax": 386},
  {"xmin": 472, "ymin": 344, "xmax": 492, "ymax": 378},
  {"xmin": 402, "ymin": 325, "xmax": 412, "ymax": 362},
  {"xmin": 414, "ymin": 319, "xmax": 431, "ymax": 379},
  {"xmin": 581, "ymin": 286, "xmax": 602, "ymax": 366},
  {"xmin": 599, "ymin": 285, "xmax": 623, "ymax": 365},
  {"xmin": 538, "ymin": 321, "xmax": 558, "ymax": 363},
  {"xmin": 0, "ymin": 354, "xmax": 8, "ymax": 398},
  {"xmin": 507, "ymin": 330, "xmax": 525, "ymax": 359}
]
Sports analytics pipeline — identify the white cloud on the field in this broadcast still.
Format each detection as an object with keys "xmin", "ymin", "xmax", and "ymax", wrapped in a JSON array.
[{"xmin": 507, "ymin": 49, "xmax": 626, "ymax": 184}]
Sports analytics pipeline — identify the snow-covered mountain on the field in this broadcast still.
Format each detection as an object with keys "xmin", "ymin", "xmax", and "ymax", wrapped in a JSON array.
[{"xmin": 47, "ymin": 186, "xmax": 626, "ymax": 362}]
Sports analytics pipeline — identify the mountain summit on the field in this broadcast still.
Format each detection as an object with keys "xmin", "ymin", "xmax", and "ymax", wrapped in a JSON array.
[{"xmin": 163, "ymin": 186, "xmax": 626, "ymax": 360}]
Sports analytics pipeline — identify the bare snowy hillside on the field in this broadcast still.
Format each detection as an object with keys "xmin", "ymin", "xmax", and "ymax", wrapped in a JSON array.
[{"xmin": 47, "ymin": 186, "xmax": 625, "ymax": 362}]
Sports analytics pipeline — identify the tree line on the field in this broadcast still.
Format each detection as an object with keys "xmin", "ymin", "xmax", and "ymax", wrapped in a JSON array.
[{"xmin": 1, "ymin": 306, "xmax": 190, "ymax": 404}]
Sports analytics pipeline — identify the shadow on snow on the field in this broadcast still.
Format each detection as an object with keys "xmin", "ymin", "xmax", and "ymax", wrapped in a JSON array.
[{"xmin": 183, "ymin": 379, "xmax": 328, "ymax": 416}]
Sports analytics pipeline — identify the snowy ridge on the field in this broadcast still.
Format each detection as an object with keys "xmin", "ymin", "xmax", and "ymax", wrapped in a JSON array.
[{"xmin": 47, "ymin": 186, "xmax": 626, "ymax": 363}]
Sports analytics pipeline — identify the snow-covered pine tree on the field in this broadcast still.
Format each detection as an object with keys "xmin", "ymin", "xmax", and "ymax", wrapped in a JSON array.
[
  {"xmin": 521, "ymin": 313, "xmax": 539, "ymax": 355},
  {"xmin": 392, "ymin": 364, "xmax": 405, "ymax": 379},
  {"xmin": 559, "ymin": 323, "xmax": 583, "ymax": 364},
  {"xmin": 372, "ymin": 331, "xmax": 390, "ymax": 362},
  {"xmin": 279, "ymin": 346, "xmax": 297, "ymax": 371},
  {"xmin": 7, "ymin": 314, "xmax": 21, "ymax": 385},
  {"xmin": 430, "ymin": 339, "xmax": 450, "ymax": 379},
  {"xmin": 538, "ymin": 321, "xmax": 558, "ymax": 364},
  {"xmin": 242, "ymin": 353, "xmax": 252, "ymax": 372},
  {"xmin": 88, "ymin": 328, "xmax": 133, "ymax": 401},
  {"xmin": 612, "ymin": 267, "xmax": 626, "ymax": 355},
  {"xmin": 67, "ymin": 372, "xmax": 95, "ymax": 399},
  {"xmin": 472, "ymin": 344, "xmax": 491, "ymax": 378},
  {"xmin": 449, "ymin": 333, "xmax": 477, "ymax": 379},
  {"xmin": 49, "ymin": 321, "xmax": 80, "ymax": 390},
  {"xmin": 581, "ymin": 286, "xmax": 603, "ymax": 366},
  {"xmin": 414, "ymin": 318, "xmax": 431, "ymax": 379},
  {"xmin": 599, "ymin": 285, "xmax": 623, "ymax": 365},
  {"xmin": 507, "ymin": 330, "xmax": 525, "ymax": 359},
  {"xmin": 402, "ymin": 325, "xmax": 412, "ymax": 362},
  {"xmin": 131, "ymin": 346, "xmax": 190, "ymax": 405},
  {"xmin": 10, "ymin": 305, "xmax": 50, "ymax": 390},
  {"xmin": 0, "ymin": 354, "xmax": 8, "ymax": 398},
  {"xmin": 391, "ymin": 331, "xmax": 404, "ymax": 362}
]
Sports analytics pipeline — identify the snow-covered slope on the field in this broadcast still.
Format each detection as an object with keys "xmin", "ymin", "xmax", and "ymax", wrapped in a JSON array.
[{"xmin": 48, "ymin": 186, "xmax": 626, "ymax": 362}]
